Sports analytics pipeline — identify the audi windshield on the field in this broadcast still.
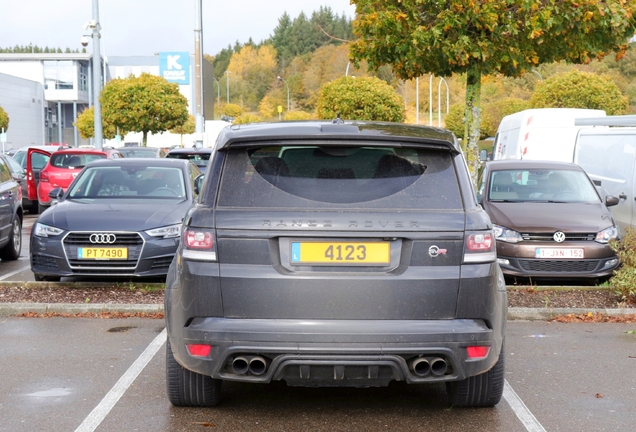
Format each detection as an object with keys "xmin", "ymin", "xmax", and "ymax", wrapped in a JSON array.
[{"xmin": 67, "ymin": 166, "xmax": 186, "ymax": 199}]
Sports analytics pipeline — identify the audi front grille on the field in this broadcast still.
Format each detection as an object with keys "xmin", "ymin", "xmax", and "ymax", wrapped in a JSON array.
[{"xmin": 63, "ymin": 231, "xmax": 145, "ymax": 273}]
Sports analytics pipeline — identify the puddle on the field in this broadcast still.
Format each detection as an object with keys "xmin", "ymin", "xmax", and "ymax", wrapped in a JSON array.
[
  {"xmin": 107, "ymin": 326, "xmax": 137, "ymax": 333},
  {"xmin": 27, "ymin": 388, "xmax": 72, "ymax": 397}
]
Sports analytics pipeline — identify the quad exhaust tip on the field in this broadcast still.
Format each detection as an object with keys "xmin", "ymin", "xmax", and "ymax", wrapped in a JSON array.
[
  {"xmin": 232, "ymin": 356, "xmax": 249, "ymax": 375},
  {"xmin": 409, "ymin": 356, "xmax": 448, "ymax": 377},
  {"xmin": 231, "ymin": 355, "xmax": 269, "ymax": 375}
]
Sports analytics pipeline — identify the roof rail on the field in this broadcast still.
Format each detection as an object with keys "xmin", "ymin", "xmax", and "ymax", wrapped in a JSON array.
[{"xmin": 575, "ymin": 115, "xmax": 636, "ymax": 127}]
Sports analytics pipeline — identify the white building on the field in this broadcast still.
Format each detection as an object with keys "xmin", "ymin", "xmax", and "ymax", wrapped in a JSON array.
[
  {"xmin": 0, "ymin": 53, "xmax": 97, "ymax": 149},
  {"xmin": 0, "ymin": 52, "xmax": 220, "ymax": 150},
  {"xmin": 0, "ymin": 72, "xmax": 45, "ymax": 149}
]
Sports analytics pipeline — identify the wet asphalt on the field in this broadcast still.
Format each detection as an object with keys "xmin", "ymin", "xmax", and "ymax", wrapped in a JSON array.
[{"xmin": 1, "ymin": 215, "xmax": 636, "ymax": 431}]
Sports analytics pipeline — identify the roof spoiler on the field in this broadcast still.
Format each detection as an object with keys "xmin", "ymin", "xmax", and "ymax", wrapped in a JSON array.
[{"xmin": 575, "ymin": 115, "xmax": 636, "ymax": 127}]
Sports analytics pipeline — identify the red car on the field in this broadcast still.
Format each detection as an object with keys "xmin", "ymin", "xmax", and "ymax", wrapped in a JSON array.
[{"xmin": 35, "ymin": 148, "xmax": 124, "ymax": 212}]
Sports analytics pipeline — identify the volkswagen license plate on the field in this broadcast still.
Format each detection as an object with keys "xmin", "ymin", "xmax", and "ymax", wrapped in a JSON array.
[
  {"xmin": 291, "ymin": 242, "xmax": 390, "ymax": 265},
  {"xmin": 535, "ymin": 248, "xmax": 584, "ymax": 259},
  {"xmin": 78, "ymin": 247, "xmax": 128, "ymax": 260}
]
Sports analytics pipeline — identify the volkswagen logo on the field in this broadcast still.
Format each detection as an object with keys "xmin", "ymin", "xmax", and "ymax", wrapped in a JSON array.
[
  {"xmin": 89, "ymin": 233, "xmax": 117, "ymax": 244},
  {"xmin": 553, "ymin": 231, "xmax": 566, "ymax": 243}
]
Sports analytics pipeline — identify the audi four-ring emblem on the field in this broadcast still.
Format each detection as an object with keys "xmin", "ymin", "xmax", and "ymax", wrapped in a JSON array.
[{"xmin": 89, "ymin": 233, "xmax": 117, "ymax": 244}]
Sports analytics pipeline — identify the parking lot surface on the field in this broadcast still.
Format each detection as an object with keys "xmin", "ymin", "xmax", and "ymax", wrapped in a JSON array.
[
  {"xmin": 2, "ymin": 214, "xmax": 636, "ymax": 431},
  {"xmin": 1, "ymin": 316, "xmax": 635, "ymax": 431}
]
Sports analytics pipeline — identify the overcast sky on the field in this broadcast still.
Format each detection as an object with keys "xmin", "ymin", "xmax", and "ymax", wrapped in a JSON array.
[{"xmin": 1, "ymin": 0, "xmax": 356, "ymax": 57}]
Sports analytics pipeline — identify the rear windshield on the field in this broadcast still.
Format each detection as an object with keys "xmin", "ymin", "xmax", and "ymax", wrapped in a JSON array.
[
  {"xmin": 217, "ymin": 145, "xmax": 461, "ymax": 209},
  {"xmin": 118, "ymin": 148, "xmax": 159, "ymax": 158},
  {"xmin": 50, "ymin": 153, "xmax": 104, "ymax": 168},
  {"xmin": 166, "ymin": 152, "xmax": 210, "ymax": 167}
]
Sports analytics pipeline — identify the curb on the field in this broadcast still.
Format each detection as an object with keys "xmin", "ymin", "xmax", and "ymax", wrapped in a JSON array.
[
  {"xmin": 507, "ymin": 307, "xmax": 636, "ymax": 320},
  {"xmin": 0, "ymin": 303, "xmax": 164, "ymax": 316},
  {"xmin": 1, "ymin": 303, "xmax": 635, "ymax": 320}
]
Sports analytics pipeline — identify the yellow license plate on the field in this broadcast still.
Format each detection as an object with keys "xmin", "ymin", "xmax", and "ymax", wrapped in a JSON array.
[
  {"xmin": 291, "ymin": 242, "xmax": 390, "ymax": 265},
  {"xmin": 78, "ymin": 247, "xmax": 128, "ymax": 260}
]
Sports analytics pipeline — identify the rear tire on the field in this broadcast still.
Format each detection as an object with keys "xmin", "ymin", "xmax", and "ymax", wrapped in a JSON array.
[
  {"xmin": 29, "ymin": 202, "xmax": 39, "ymax": 214},
  {"xmin": 447, "ymin": 342, "xmax": 505, "ymax": 407},
  {"xmin": 0, "ymin": 218, "xmax": 21, "ymax": 260},
  {"xmin": 166, "ymin": 339, "xmax": 222, "ymax": 407},
  {"xmin": 38, "ymin": 202, "xmax": 48, "ymax": 214}
]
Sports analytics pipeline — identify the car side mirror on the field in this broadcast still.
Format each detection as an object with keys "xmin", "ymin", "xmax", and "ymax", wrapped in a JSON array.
[
  {"xmin": 48, "ymin": 187, "xmax": 64, "ymax": 205},
  {"xmin": 194, "ymin": 174, "xmax": 205, "ymax": 195},
  {"xmin": 479, "ymin": 149, "xmax": 489, "ymax": 162},
  {"xmin": 605, "ymin": 195, "xmax": 620, "ymax": 207}
]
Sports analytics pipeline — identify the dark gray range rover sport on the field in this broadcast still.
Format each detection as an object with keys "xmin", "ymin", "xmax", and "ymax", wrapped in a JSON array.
[{"xmin": 165, "ymin": 120, "xmax": 507, "ymax": 408}]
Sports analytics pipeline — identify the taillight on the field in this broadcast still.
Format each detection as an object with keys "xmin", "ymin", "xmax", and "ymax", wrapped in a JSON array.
[
  {"xmin": 186, "ymin": 344, "xmax": 212, "ymax": 357},
  {"xmin": 40, "ymin": 170, "xmax": 49, "ymax": 183},
  {"xmin": 463, "ymin": 231, "xmax": 496, "ymax": 263},
  {"xmin": 467, "ymin": 346, "xmax": 490, "ymax": 359},
  {"xmin": 182, "ymin": 228, "xmax": 217, "ymax": 261},
  {"xmin": 186, "ymin": 230, "xmax": 213, "ymax": 249}
]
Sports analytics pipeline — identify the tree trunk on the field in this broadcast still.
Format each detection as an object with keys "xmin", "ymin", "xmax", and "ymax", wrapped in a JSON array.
[
  {"xmin": 142, "ymin": 130, "xmax": 148, "ymax": 147},
  {"xmin": 463, "ymin": 66, "xmax": 482, "ymax": 186}
]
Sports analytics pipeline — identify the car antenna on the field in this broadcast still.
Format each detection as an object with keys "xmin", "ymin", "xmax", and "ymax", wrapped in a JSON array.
[{"xmin": 332, "ymin": 113, "xmax": 344, "ymax": 124}]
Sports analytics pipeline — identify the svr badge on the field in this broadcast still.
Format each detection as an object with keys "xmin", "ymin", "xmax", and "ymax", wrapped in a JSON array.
[{"xmin": 428, "ymin": 245, "xmax": 447, "ymax": 258}]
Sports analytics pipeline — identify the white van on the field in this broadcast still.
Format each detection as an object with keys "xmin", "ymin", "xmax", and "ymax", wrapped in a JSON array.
[
  {"xmin": 492, "ymin": 108, "xmax": 606, "ymax": 162},
  {"xmin": 574, "ymin": 115, "xmax": 636, "ymax": 234}
]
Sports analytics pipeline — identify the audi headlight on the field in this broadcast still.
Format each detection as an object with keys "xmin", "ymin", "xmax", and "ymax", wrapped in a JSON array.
[
  {"xmin": 493, "ymin": 224, "xmax": 523, "ymax": 243},
  {"xmin": 145, "ymin": 223, "xmax": 181, "ymax": 239},
  {"xmin": 595, "ymin": 226, "xmax": 618, "ymax": 244},
  {"xmin": 34, "ymin": 223, "xmax": 64, "ymax": 238}
]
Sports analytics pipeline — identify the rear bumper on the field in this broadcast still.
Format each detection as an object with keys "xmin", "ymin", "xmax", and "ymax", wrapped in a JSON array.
[{"xmin": 167, "ymin": 317, "xmax": 504, "ymax": 386}]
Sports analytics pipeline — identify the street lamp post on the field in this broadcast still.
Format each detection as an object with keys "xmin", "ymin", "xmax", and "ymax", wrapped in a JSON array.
[
  {"xmin": 213, "ymin": 77, "xmax": 220, "ymax": 104},
  {"xmin": 88, "ymin": 0, "xmax": 102, "ymax": 148},
  {"xmin": 225, "ymin": 71, "xmax": 231, "ymax": 104},
  {"xmin": 277, "ymin": 76, "xmax": 290, "ymax": 111}
]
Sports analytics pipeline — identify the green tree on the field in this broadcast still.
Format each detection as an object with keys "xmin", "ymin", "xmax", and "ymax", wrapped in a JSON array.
[
  {"xmin": 350, "ymin": 0, "xmax": 636, "ymax": 181},
  {"xmin": 316, "ymin": 76, "xmax": 404, "ymax": 122},
  {"xmin": 444, "ymin": 104, "xmax": 466, "ymax": 139},
  {"xmin": 73, "ymin": 106, "xmax": 118, "ymax": 139},
  {"xmin": 100, "ymin": 73, "xmax": 188, "ymax": 146},
  {"xmin": 530, "ymin": 70, "xmax": 628, "ymax": 115},
  {"xmin": 481, "ymin": 98, "xmax": 530, "ymax": 138},
  {"xmin": 0, "ymin": 105, "xmax": 8, "ymax": 132},
  {"xmin": 170, "ymin": 114, "xmax": 196, "ymax": 147},
  {"xmin": 222, "ymin": 103, "xmax": 243, "ymax": 118}
]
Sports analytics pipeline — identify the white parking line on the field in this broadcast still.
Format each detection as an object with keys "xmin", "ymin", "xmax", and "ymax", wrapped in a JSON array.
[
  {"xmin": 74, "ymin": 328, "xmax": 167, "ymax": 432},
  {"xmin": 503, "ymin": 380, "xmax": 547, "ymax": 432},
  {"xmin": 0, "ymin": 265, "xmax": 31, "ymax": 281},
  {"xmin": 72, "ymin": 329, "xmax": 543, "ymax": 431}
]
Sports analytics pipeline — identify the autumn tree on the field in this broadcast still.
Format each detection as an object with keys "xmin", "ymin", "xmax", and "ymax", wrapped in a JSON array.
[
  {"xmin": 316, "ymin": 76, "xmax": 403, "ymax": 122},
  {"xmin": 0, "ymin": 105, "xmax": 8, "ymax": 131},
  {"xmin": 350, "ymin": 0, "xmax": 636, "ymax": 180},
  {"xmin": 100, "ymin": 73, "xmax": 189, "ymax": 146},
  {"xmin": 530, "ymin": 70, "xmax": 628, "ymax": 115},
  {"xmin": 73, "ymin": 106, "xmax": 118, "ymax": 139},
  {"xmin": 169, "ymin": 114, "xmax": 196, "ymax": 147},
  {"xmin": 226, "ymin": 45, "xmax": 278, "ymax": 110}
]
